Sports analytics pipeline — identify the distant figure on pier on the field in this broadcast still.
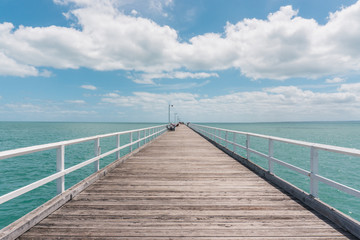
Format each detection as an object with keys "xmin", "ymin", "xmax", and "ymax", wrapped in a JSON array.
[{"xmin": 167, "ymin": 123, "xmax": 176, "ymax": 131}]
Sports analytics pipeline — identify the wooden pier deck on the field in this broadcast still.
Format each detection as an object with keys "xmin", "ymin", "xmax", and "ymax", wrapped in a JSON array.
[{"xmin": 18, "ymin": 125, "xmax": 356, "ymax": 239}]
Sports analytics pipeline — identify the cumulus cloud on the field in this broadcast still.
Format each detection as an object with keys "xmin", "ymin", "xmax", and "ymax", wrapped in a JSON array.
[
  {"xmin": 149, "ymin": 0, "xmax": 174, "ymax": 17},
  {"xmin": 131, "ymin": 9, "xmax": 138, "ymax": 16},
  {"xmin": 134, "ymin": 71, "xmax": 218, "ymax": 84},
  {"xmin": 66, "ymin": 99, "xmax": 86, "ymax": 104},
  {"xmin": 155, "ymin": 80, "xmax": 210, "ymax": 90},
  {"xmin": 1, "ymin": 101, "xmax": 96, "ymax": 121},
  {"xmin": 1, "ymin": 0, "xmax": 360, "ymax": 79},
  {"xmin": 338, "ymin": 82, "xmax": 360, "ymax": 93},
  {"xmin": 81, "ymin": 84, "xmax": 97, "ymax": 90},
  {"xmin": 101, "ymin": 83, "xmax": 360, "ymax": 122},
  {"xmin": 143, "ymin": 71, "xmax": 218, "ymax": 80},
  {"xmin": 0, "ymin": 51, "xmax": 39, "ymax": 77},
  {"xmin": 180, "ymin": 2, "xmax": 360, "ymax": 79},
  {"xmin": 4, "ymin": 104, "xmax": 44, "ymax": 113},
  {"xmin": 326, "ymin": 77, "xmax": 345, "ymax": 83},
  {"xmin": 102, "ymin": 91, "xmax": 198, "ymax": 110},
  {"xmin": 133, "ymin": 78, "xmax": 155, "ymax": 85}
]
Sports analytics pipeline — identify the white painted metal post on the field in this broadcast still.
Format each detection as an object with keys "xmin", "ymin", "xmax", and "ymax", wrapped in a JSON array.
[
  {"xmin": 94, "ymin": 138, "xmax": 100, "ymax": 172},
  {"xmin": 145, "ymin": 129, "xmax": 147, "ymax": 144},
  {"xmin": 268, "ymin": 139, "xmax": 274, "ymax": 173},
  {"xmin": 137, "ymin": 130, "xmax": 140, "ymax": 149},
  {"xmin": 143, "ymin": 130, "xmax": 145, "ymax": 145},
  {"xmin": 310, "ymin": 146, "xmax": 319, "ymax": 198},
  {"xmin": 225, "ymin": 131, "xmax": 228, "ymax": 148},
  {"xmin": 56, "ymin": 145, "xmax": 65, "ymax": 194},
  {"xmin": 246, "ymin": 134, "xmax": 250, "ymax": 160},
  {"xmin": 233, "ymin": 132, "xmax": 236, "ymax": 152},
  {"xmin": 116, "ymin": 134, "xmax": 120, "ymax": 159},
  {"xmin": 130, "ymin": 132, "xmax": 133, "ymax": 152}
]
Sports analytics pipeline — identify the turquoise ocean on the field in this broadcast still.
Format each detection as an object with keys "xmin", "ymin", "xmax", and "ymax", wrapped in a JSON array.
[{"xmin": 1, "ymin": 121, "xmax": 360, "ymax": 230}]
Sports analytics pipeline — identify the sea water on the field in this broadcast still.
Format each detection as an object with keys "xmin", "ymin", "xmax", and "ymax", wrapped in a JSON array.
[{"xmin": 0, "ymin": 121, "xmax": 359, "ymax": 230}]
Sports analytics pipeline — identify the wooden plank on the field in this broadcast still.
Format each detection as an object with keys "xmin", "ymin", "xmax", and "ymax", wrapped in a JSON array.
[{"xmin": 18, "ymin": 125, "xmax": 356, "ymax": 239}]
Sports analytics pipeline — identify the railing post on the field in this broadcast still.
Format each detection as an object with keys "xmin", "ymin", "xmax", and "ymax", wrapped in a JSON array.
[
  {"xmin": 137, "ymin": 130, "xmax": 140, "ymax": 149},
  {"xmin": 246, "ymin": 134, "xmax": 250, "ymax": 160},
  {"xmin": 225, "ymin": 131, "xmax": 228, "ymax": 148},
  {"xmin": 130, "ymin": 132, "xmax": 133, "ymax": 152},
  {"xmin": 233, "ymin": 132, "xmax": 236, "ymax": 152},
  {"xmin": 94, "ymin": 138, "xmax": 100, "ymax": 172},
  {"xmin": 56, "ymin": 145, "xmax": 65, "ymax": 194},
  {"xmin": 310, "ymin": 146, "xmax": 319, "ymax": 198},
  {"xmin": 116, "ymin": 134, "xmax": 120, "ymax": 159},
  {"xmin": 143, "ymin": 130, "xmax": 145, "ymax": 145},
  {"xmin": 268, "ymin": 139, "xmax": 274, "ymax": 173}
]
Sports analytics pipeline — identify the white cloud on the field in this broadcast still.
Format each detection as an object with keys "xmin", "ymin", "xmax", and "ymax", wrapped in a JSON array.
[
  {"xmin": 155, "ymin": 80, "xmax": 210, "ymax": 90},
  {"xmin": 179, "ymin": 3, "xmax": 360, "ymax": 79},
  {"xmin": 101, "ymin": 83, "xmax": 360, "ymax": 122},
  {"xmin": 101, "ymin": 91, "xmax": 198, "ymax": 110},
  {"xmin": 133, "ymin": 78, "xmax": 155, "ymax": 85},
  {"xmin": 143, "ymin": 71, "xmax": 218, "ymax": 80},
  {"xmin": 0, "ymin": 51, "xmax": 39, "ymax": 77},
  {"xmin": 338, "ymin": 82, "xmax": 360, "ymax": 93},
  {"xmin": 131, "ymin": 9, "xmax": 138, "ymax": 16},
  {"xmin": 66, "ymin": 100, "xmax": 86, "ymax": 104},
  {"xmin": 1, "ymin": 1, "xmax": 360, "ymax": 80},
  {"xmin": 149, "ymin": 0, "xmax": 174, "ymax": 17},
  {"xmin": 81, "ymin": 85, "xmax": 97, "ymax": 90},
  {"xmin": 58, "ymin": 110, "xmax": 96, "ymax": 114},
  {"xmin": 134, "ymin": 71, "xmax": 218, "ymax": 85},
  {"xmin": 326, "ymin": 77, "xmax": 346, "ymax": 83},
  {"xmin": 4, "ymin": 104, "xmax": 44, "ymax": 113},
  {"xmin": 104, "ymin": 92, "xmax": 120, "ymax": 97},
  {"xmin": 1, "ymin": 101, "xmax": 96, "ymax": 121}
]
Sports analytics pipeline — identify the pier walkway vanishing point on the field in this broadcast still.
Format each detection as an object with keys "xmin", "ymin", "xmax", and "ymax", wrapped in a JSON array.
[{"xmin": 5, "ymin": 125, "xmax": 359, "ymax": 239}]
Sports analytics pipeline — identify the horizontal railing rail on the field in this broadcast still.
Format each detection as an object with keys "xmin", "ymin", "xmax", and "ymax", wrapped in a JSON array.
[
  {"xmin": 0, "ymin": 124, "xmax": 167, "ymax": 205},
  {"xmin": 189, "ymin": 123, "xmax": 360, "ymax": 199}
]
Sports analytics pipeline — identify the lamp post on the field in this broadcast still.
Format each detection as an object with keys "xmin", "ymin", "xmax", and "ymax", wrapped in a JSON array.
[
  {"xmin": 174, "ymin": 113, "xmax": 177, "ymax": 124},
  {"xmin": 168, "ymin": 104, "xmax": 173, "ymax": 124}
]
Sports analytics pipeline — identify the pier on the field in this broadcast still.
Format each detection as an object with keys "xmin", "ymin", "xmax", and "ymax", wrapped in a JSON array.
[{"xmin": 1, "ymin": 125, "xmax": 354, "ymax": 239}]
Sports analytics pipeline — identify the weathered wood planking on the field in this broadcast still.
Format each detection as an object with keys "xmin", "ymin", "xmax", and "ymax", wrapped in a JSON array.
[{"xmin": 18, "ymin": 125, "xmax": 356, "ymax": 239}]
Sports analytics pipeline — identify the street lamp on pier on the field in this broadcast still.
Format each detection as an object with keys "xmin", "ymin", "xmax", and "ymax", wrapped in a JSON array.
[{"xmin": 168, "ymin": 104, "xmax": 173, "ymax": 124}]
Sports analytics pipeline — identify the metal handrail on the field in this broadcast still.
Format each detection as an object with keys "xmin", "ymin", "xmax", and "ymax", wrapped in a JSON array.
[
  {"xmin": 189, "ymin": 123, "xmax": 360, "ymax": 199},
  {"xmin": 0, "ymin": 124, "xmax": 167, "ymax": 205}
]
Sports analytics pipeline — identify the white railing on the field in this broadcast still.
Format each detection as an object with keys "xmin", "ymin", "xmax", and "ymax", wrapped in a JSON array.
[
  {"xmin": 190, "ymin": 123, "xmax": 360, "ymax": 199},
  {"xmin": 0, "ymin": 124, "xmax": 167, "ymax": 205}
]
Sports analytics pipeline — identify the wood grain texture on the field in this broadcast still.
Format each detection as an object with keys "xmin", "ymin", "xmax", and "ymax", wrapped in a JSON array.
[{"xmin": 18, "ymin": 125, "xmax": 356, "ymax": 239}]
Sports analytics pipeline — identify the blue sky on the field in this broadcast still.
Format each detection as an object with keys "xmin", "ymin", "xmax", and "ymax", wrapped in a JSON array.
[{"xmin": 1, "ymin": 0, "xmax": 360, "ymax": 122}]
